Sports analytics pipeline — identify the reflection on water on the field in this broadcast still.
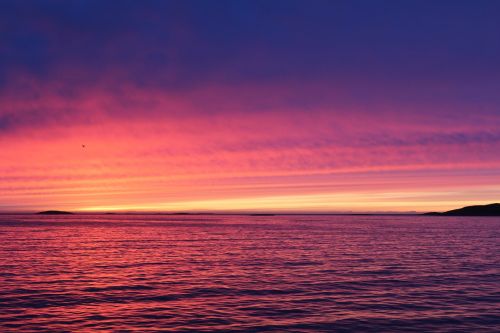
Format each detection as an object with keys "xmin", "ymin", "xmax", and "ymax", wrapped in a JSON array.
[{"xmin": 1, "ymin": 214, "xmax": 499, "ymax": 332}]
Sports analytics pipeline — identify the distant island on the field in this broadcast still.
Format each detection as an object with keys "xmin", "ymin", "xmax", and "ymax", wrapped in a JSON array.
[
  {"xmin": 424, "ymin": 203, "xmax": 500, "ymax": 216},
  {"xmin": 249, "ymin": 213, "xmax": 276, "ymax": 216},
  {"xmin": 37, "ymin": 210, "xmax": 73, "ymax": 215}
]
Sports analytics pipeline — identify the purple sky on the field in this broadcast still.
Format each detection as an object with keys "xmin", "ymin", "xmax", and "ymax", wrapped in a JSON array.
[{"xmin": 1, "ymin": 0, "xmax": 499, "ymax": 212}]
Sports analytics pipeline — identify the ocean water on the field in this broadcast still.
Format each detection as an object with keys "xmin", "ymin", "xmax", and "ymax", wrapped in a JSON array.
[{"xmin": 0, "ymin": 214, "xmax": 499, "ymax": 332}]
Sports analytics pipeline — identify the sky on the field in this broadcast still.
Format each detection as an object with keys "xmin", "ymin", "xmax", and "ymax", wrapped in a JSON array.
[{"xmin": 1, "ymin": 0, "xmax": 500, "ymax": 213}]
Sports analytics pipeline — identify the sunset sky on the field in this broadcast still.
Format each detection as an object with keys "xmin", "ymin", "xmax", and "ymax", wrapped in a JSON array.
[{"xmin": 1, "ymin": 0, "xmax": 499, "ymax": 212}]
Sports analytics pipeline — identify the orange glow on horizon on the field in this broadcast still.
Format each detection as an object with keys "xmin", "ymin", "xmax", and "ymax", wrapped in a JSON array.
[{"xmin": 1, "ymin": 86, "xmax": 500, "ymax": 213}]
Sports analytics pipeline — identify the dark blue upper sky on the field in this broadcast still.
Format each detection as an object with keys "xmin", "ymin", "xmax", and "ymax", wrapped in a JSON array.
[
  {"xmin": 1, "ymin": 0, "xmax": 500, "ymax": 130},
  {"xmin": 2, "ymin": 0, "xmax": 499, "ymax": 88}
]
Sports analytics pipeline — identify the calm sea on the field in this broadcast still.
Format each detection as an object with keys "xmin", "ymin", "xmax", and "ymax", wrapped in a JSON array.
[{"xmin": 0, "ymin": 214, "xmax": 499, "ymax": 332}]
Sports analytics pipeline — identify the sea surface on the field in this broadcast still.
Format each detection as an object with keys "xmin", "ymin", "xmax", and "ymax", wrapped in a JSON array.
[{"xmin": 0, "ymin": 214, "xmax": 499, "ymax": 332}]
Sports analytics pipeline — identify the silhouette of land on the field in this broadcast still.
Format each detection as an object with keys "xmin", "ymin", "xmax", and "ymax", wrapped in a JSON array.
[
  {"xmin": 21, "ymin": 205, "xmax": 500, "ymax": 216},
  {"xmin": 424, "ymin": 203, "xmax": 500, "ymax": 216},
  {"xmin": 37, "ymin": 210, "xmax": 73, "ymax": 215}
]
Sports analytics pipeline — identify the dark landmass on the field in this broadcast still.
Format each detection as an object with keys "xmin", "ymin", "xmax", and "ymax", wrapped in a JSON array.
[
  {"xmin": 424, "ymin": 203, "xmax": 500, "ymax": 216},
  {"xmin": 249, "ymin": 213, "xmax": 276, "ymax": 216},
  {"xmin": 37, "ymin": 210, "xmax": 74, "ymax": 215},
  {"xmin": 0, "ymin": 210, "xmax": 435, "ymax": 216}
]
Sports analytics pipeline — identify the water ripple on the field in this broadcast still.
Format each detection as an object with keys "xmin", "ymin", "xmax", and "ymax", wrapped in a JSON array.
[{"xmin": 0, "ymin": 214, "xmax": 499, "ymax": 332}]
